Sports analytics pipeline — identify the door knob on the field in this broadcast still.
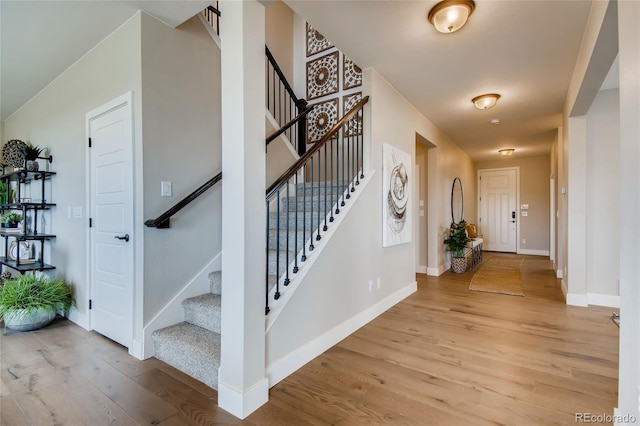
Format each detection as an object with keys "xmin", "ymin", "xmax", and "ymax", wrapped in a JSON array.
[{"xmin": 114, "ymin": 234, "xmax": 130, "ymax": 242}]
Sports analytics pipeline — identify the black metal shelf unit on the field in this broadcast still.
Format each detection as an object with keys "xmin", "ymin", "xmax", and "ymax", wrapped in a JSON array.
[{"xmin": 0, "ymin": 169, "xmax": 56, "ymax": 272}]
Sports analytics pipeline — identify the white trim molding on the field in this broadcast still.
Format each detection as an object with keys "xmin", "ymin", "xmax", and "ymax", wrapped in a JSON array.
[
  {"xmin": 416, "ymin": 265, "xmax": 428, "ymax": 274},
  {"xmin": 427, "ymin": 264, "xmax": 445, "ymax": 276},
  {"xmin": 566, "ymin": 292, "xmax": 588, "ymax": 307},
  {"xmin": 517, "ymin": 249, "xmax": 550, "ymax": 256},
  {"xmin": 218, "ymin": 377, "xmax": 269, "ymax": 419},
  {"xmin": 587, "ymin": 293, "xmax": 620, "ymax": 308},
  {"xmin": 266, "ymin": 280, "xmax": 417, "ymax": 387}
]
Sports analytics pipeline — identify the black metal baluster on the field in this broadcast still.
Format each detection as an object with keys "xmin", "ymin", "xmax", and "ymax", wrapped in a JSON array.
[
  {"xmin": 309, "ymin": 159, "xmax": 315, "ymax": 251},
  {"xmin": 341, "ymin": 131, "xmax": 346, "ymax": 207},
  {"xmin": 265, "ymin": 199, "xmax": 270, "ymax": 315},
  {"xmin": 360, "ymin": 112, "xmax": 365, "ymax": 179},
  {"xmin": 293, "ymin": 172, "xmax": 299, "ymax": 273},
  {"xmin": 351, "ymin": 133, "xmax": 355, "ymax": 193},
  {"xmin": 346, "ymin": 132, "xmax": 351, "ymax": 200},
  {"xmin": 284, "ymin": 183, "xmax": 290, "ymax": 286},
  {"xmin": 355, "ymin": 117, "xmax": 360, "ymax": 186},
  {"xmin": 323, "ymin": 142, "xmax": 328, "ymax": 231},
  {"xmin": 329, "ymin": 135, "xmax": 335, "ymax": 223},
  {"xmin": 301, "ymin": 165, "xmax": 308, "ymax": 260},
  {"xmin": 316, "ymin": 151, "xmax": 321, "ymax": 241},
  {"xmin": 335, "ymin": 132, "xmax": 341, "ymax": 215},
  {"xmin": 275, "ymin": 192, "xmax": 281, "ymax": 300}
]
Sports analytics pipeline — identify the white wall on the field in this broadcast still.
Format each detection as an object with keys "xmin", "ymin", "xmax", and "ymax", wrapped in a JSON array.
[
  {"xmin": 586, "ymin": 88, "xmax": 619, "ymax": 301},
  {"xmin": 140, "ymin": 13, "xmax": 221, "ymax": 324},
  {"xmin": 266, "ymin": 68, "xmax": 476, "ymax": 379},
  {"xmin": 2, "ymin": 13, "xmax": 144, "ymax": 329}
]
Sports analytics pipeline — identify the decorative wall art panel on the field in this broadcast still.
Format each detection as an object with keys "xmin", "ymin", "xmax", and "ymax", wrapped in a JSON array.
[
  {"xmin": 343, "ymin": 56, "xmax": 362, "ymax": 90},
  {"xmin": 306, "ymin": 51, "xmax": 339, "ymax": 101},
  {"xmin": 306, "ymin": 23, "xmax": 334, "ymax": 57},
  {"xmin": 343, "ymin": 92, "xmax": 363, "ymax": 137},
  {"xmin": 307, "ymin": 98, "xmax": 338, "ymax": 143},
  {"xmin": 382, "ymin": 144, "xmax": 411, "ymax": 247}
]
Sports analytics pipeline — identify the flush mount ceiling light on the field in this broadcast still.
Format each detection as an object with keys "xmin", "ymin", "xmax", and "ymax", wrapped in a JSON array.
[
  {"xmin": 490, "ymin": 119, "xmax": 501, "ymax": 125},
  {"xmin": 499, "ymin": 149, "xmax": 515, "ymax": 156},
  {"xmin": 472, "ymin": 93, "xmax": 501, "ymax": 110},
  {"xmin": 428, "ymin": 0, "xmax": 475, "ymax": 33}
]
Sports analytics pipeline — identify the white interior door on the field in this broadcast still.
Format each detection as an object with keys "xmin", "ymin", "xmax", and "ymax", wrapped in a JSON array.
[
  {"xmin": 478, "ymin": 168, "xmax": 517, "ymax": 252},
  {"xmin": 88, "ymin": 95, "xmax": 134, "ymax": 348}
]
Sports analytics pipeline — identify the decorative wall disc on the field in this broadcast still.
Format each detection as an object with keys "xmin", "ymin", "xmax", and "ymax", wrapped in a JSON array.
[
  {"xmin": 307, "ymin": 52, "xmax": 339, "ymax": 101},
  {"xmin": 343, "ymin": 92, "xmax": 363, "ymax": 137},
  {"xmin": 343, "ymin": 56, "xmax": 362, "ymax": 90},
  {"xmin": 306, "ymin": 23, "xmax": 334, "ymax": 57},
  {"xmin": 307, "ymin": 98, "xmax": 338, "ymax": 143},
  {"xmin": 2, "ymin": 139, "xmax": 26, "ymax": 168}
]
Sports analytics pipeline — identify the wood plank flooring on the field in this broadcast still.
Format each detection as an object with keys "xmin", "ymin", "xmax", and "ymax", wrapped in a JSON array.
[{"xmin": 1, "ymin": 253, "xmax": 619, "ymax": 425}]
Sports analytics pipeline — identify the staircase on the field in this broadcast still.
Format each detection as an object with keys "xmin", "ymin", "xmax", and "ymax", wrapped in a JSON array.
[{"xmin": 151, "ymin": 271, "xmax": 222, "ymax": 389}]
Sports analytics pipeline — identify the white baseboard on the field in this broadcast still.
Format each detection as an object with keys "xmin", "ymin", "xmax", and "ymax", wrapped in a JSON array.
[
  {"xmin": 218, "ymin": 377, "xmax": 269, "ymax": 419},
  {"xmin": 561, "ymin": 278, "xmax": 568, "ymax": 301},
  {"xmin": 142, "ymin": 252, "xmax": 222, "ymax": 359},
  {"xmin": 517, "ymin": 249, "xmax": 550, "ymax": 256},
  {"xmin": 566, "ymin": 292, "xmax": 588, "ymax": 307},
  {"xmin": 416, "ymin": 265, "xmax": 427, "ymax": 274},
  {"xmin": 587, "ymin": 293, "xmax": 620, "ymax": 308},
  {"xmin": 266, "ymin": 280, "xmax": 417, "ymax": 388},
  {"xmin": 556, "ymin": 269, "xmax": 563, "ymax": 279},
  {"xmin": 67, "ymin": 308, "xmax": 90, "ymax": 331},
  {"xmin": 130, "ymin": 338, "xmax": 144, "ymax": 359},
  {"xmin": 427, "ymin": 264, "xmax": 444, "ymax": 276}
]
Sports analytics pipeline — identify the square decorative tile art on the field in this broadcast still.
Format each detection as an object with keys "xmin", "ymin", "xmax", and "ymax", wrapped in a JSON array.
[
  {"xmin": 307, "ymin": 98, "xmax": 338, "ymax": 143},
  {"xmin": 306, "ymin": 23, "xmax": 334, "ymax": 57},
  {"xmin": 343, "ymin": 92, "xmax": 363, "ymax": 137},
  {"xmin": 307, "ymin": 52, "xmax": 339, "ymax": 100},
  {"xmin": 343, "ymin": 56, "xmax": 362, "ymax": 90}
]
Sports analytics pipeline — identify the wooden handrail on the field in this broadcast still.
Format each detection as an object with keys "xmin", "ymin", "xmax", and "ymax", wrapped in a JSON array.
[
  {"xmin": 266, "ymin": 96, "xmax": 369, "ymax": 199},
  {"xmin": 266, "ymin": 105, "xmax": 314, "ymax": 145},
  {"xmin": 145, "ymin": 172, "xmax": 222, "ymax": 229}
]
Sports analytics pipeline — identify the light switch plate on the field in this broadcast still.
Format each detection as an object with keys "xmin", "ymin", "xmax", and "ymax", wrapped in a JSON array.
[
  {"xmin": 161, "ymin": 181, "xmax": 172, "ymax": 197},
  {"xmin": 521, "ymin": 211, "xmax": 528, "ymax": 217},
  {"xmin": 72, "ymin": 206, "xmax": 82, "ymax": 218},
  {"xmin": 521, "ymin": 204, "xmax": 529, "ymax": 209}
]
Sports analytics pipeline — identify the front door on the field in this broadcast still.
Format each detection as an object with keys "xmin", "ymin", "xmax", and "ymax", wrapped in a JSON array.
[
  {"xmin": 88, "ymin": 94, "xmax": 134, "ymax": 348},
  {"xmin": 478, "ymin": 168, "xmax": 517, "ymax": 252}
]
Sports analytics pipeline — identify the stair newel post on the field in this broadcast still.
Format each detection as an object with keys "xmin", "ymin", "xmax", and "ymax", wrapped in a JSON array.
[
  {"xmin": 293, "ymin": 173, "xmax": 299, "ymax": 273},
  {"xmin": 284, "ymin": 184, "xmax": 290, "ymax": 286},
  {"xmin": 296, "ymin": 99, "xmax": 308, "ymax": 156},
  {"xmin": 265, "ymin": 199, "xmax": 270, "ymax": 315}
]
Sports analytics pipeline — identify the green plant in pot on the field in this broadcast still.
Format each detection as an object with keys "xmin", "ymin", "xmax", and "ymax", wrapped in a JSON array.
[
  {"xmin": 0, "ymin": 181, "xmax": 13, "ymax": 205},
  {"xmin": 21, "ymin": 143, "xmax": 42, "ymax": 171},
  {"xmin": 444, "ymin": 220, "xmax": 473, "ymax": 273},
  {"xmin": 0, "ymin": 274, "xmax": 74, "ymax": 331},
  {"xmin": 0, "ymin": 212, "xmax": 22, "ymax": 228}
]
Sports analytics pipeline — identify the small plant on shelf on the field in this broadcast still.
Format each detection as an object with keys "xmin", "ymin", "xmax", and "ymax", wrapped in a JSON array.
[
  {"xmin": 0, "ymin": 212, "xmax": 23, "ymax": 228},
  {"xmin": 0, "ymin": 274, "xmax": 74, "ymax": 331},
  {"xmin": 0, "ymin": 181, "xmax": 13, "ymax": 205},
  {"xmin": 21, "ymin": 143, "xmax": 43, "ymax": 171}
]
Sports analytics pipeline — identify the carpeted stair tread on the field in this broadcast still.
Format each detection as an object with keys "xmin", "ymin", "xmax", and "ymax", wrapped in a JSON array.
[
  {"xmin": 183, "ymin": 294, "xmax": 221, "ymax": 333},
  {"xmin": 152, "ymin": 322, "xmax": 220, "ymax": 389},
  {"xmin": 268, "ymin": 249, "xmax": 297, "ymax": 276}
]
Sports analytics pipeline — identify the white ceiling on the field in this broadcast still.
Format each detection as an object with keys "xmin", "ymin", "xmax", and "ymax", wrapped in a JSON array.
[
  {"xmin": 0, "ymin": 0, "xmax": 211, "ymax": 120},
  {"xmin": 284, "ymin": 0, "xmax": 595, "ymax": 162},
  {"xmin": 1, "ymin": 1, "xmax": 602, "ymax": 163}
]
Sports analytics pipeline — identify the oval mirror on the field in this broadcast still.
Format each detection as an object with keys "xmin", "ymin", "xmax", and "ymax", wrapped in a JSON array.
[{"xmin": 451, "ymin": 177, "xmax": 464, "ymax": 224}]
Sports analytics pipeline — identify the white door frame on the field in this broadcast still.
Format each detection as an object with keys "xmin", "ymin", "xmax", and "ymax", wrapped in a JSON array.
[
  {"xmin": 85, "ymin": 91, "xmax": 138, "ymax": 355},
  {"xmin": 477, "ymin": 167, "xmax": 520, "ymax": 253}
]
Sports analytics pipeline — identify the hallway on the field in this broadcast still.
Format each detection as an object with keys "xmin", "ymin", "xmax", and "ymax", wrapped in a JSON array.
[{"xmin": 0, "ymin": 255, "xmax": 618, "ymax": 425}]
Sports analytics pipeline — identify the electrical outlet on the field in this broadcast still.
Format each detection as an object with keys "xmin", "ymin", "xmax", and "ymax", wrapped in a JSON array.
[{"xmin": 521, "ymin": 211, "xmax": 528, "ymax": 217}]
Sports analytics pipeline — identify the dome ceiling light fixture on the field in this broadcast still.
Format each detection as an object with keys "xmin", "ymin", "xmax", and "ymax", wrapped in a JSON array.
[
  {"xmin": 472, "ymin": 93, "xmax": 501, "ymax": 110},
  {"xmin": 499, "ymin": 148, "xmax": 515, "ymax": 157},
  {"xmin": 428, "ymin": 0, "xmax": 476, "ymax": 34}
]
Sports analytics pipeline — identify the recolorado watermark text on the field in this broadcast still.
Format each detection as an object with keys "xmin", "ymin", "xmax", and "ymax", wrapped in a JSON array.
[{"xmin": 575, "ymin": 413, "xmax": 637, "ymax": 423}]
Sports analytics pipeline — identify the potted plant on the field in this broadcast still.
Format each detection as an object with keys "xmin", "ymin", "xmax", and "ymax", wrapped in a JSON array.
[
  {"xmin": 0, "ymin": 274, "xmax": 74, "ymax": 331},
  {"xmin": 0, "ymin": 181, "xmax": 13, "ymax": 205},
  {"xmin": 21, "ymin": 143, "xmax": 42, "ymax": 171},
  {"xmin": 444, "ymin": 220, "xmax": 473, "ymax": 273},
  {"xmin": 0, "ymin": 212, "xmax": 22, "ymax": 228}
]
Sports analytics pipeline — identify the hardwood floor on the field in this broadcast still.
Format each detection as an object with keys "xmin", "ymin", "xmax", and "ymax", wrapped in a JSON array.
[{"xmin": 1, "ymin": 254, "xmax": 619, "ymax": 425}]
